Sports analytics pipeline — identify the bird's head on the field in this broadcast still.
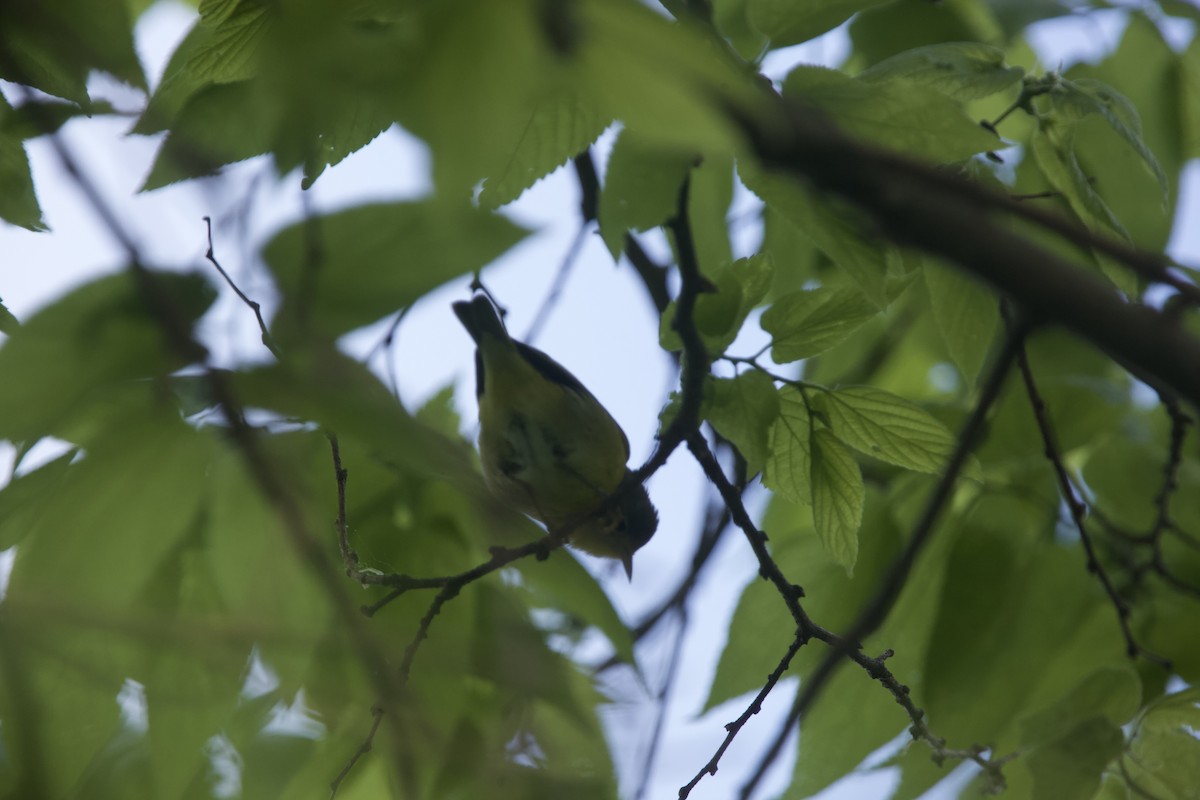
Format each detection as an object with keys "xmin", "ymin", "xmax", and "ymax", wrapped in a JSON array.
[{"xmin": 565, "ymin": 476, "xmax": 658, "ymax": 579}]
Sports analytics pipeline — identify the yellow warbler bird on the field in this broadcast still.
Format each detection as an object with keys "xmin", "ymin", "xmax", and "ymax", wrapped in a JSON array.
[{"xmin": 453, "ymin": 294, "xmax": 657, "ymax": 578}]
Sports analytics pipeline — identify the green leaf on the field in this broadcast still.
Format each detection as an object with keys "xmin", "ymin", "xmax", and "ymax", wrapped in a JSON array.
[
  {"xmin": 1045, "ymin": 76, "xmax": 1168, "ymax": 199},
  {"xmin": 711, "ymin": 0, "xmax": 770, "ymax": 59},
  {"xmin": 0, "ymin": 297, "xmax": 19, "ymax": 335},
  {"xmin": 0, "ymin": 271, "xmax": 216, "ymax": 442},
  {"xmin": 143, "ymin": 79, "xmax": 279, "ymax": 190},
  {"xmin": 6, "ymin": 410, "xmax": 214, "ymax": 614},
  {"xmin": 598, "ymin": 130, "xmax": 694, "ymax": 259},
  {"xmin": 705, "ymin": 371, "xmax": 781, "ymax": 476},
  {"xmin": 747, "ymin": 0, "xmax": 888, "ymax": 48},
  {"xmin": 573, "ymin": 0, "xmax": 756, "ymax": 154},
  {"xmin": 740, "ymin": 161, "xmax": 891, "ymax": 306},
  {"xmin": 1017, "ymin": 665, "xmax": 1141, "ymax": 748},
  {"xmin": 518, "ymin": 553, "xmax": 636, "ymax": 665},
  {"xmin": 0, "ymin": 95, "xmax": 45, "ymax": 231},
  {"xmin": 922, "ymin": 256, "xmax": 997, "ymax": 387},
  {"xmin": 810, "ymin": 428, "xmax": 863, "ymax": 573},
  {"xmin": 660, "ymin": 253, "xmax": 773, "ymax": 356},
  {"xmin": 1124, "ymin": 689, "xmax": 1200, "ymax": 799},
  {"xmin": 414, "ymin": 384, "xmax": 463, "ymax": 439},
  {"xmin": 479, "ymin": 93, "xmax": 610, "ymax": 210},
  {"xmin": 1026, "ymin": 717, "xmax": 1124, "ymax": 800},
  {"xmin": 782, "ymin": 65, "xmax": 1001, "ymax": 163},
  {"xmin": 858, "ymin": 42, "xmax": 1024, "ymax": 101},
  {"xmin": 812, "ymin": 385, "xmax": 981, "ymax": 479},
  {"xmin": 135, "ymin": 1, "xmax": 268, "ymax": 134},
  {"xmin": 760, "ymin": 287, "xmax": 879, "ymax": 363},
  {"xmin": 1182, "ymin": 36, "xmax": 1200, "ymax": 161},
  {"xmin": 263, "ymin": 201, "xmax": 528, "ymax": 343},
  {"xmin": 1063, "ymin": 15, "xmax": 1182, "ymax": 254},
  {"xmin": 764, "ymin": 386, "xmax": 813, "ymax": 505},
  {"xmin": 0, "ymin": 0, "xmax": 144, "ymax": 104},
  {"xmin": 1030, "ymin": 126, "xmax": 1138, "ymax": 297},
  {"xmin": 686, "ymin": 153, "xmax": 735, "ymax": 279},
  {"xmin": 922, "ymin": 524, "xmax": 1127, "ymax": 749},
  {"xmin": 0, "ymin": 450, "xmax": 74, "ymax": 550}
]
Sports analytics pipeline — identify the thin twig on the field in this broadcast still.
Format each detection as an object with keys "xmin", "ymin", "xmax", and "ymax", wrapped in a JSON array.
[
  {"xmin": 633, "ymin": 606, "xmax": 689, "ymax": 800},
  {"xmin": 328, "ymin": 704, "xmax": 384, "ymax": 799},
  {"xmin": 524, "ymin": 219, "xmax": 592, "ymax": 345},
  {"xmin": 636, "ymin": 177, "xmax": 712, "ymax": 481},
  {"xmin": 678, "ymin": 634, "xmax": 803, "ymax": 799},
  {"xmin": 203, "ymin": 216, "xmax": 280, "ymax": 358}
]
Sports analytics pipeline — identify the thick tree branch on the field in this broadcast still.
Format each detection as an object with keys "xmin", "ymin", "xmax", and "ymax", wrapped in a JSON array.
[{"xmin": 739, "ymin": 101, "xmax": 1200, "ymax": 408}]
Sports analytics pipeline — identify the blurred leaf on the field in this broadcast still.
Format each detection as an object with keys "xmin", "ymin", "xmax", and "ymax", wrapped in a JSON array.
[
  {"xmin": 1025, "ymin": 717, "xmax": 1124, "ymax": 800},
  {"xmin": 414, "ymin": 384, "xmax": 463, "ymax": 440},
  {"xmin": 810, "ymin": 428, "xmax": 863, "ymax": 573},
  {"xmin": 764, "ymin": 386, "xmax": 813, "ymax": 505},
  {"xmin": 782, "ymin": 65, "xmax": 1001, "ymax": 162},
  {"xmin": 748, "ymin": 0, "xmax": 888, "ymax": 48},
  {"xmin": 1017, "ymin": 664, "xmax": 1140, "ymax": 748},
  {"xmin": 1182, "ymin": 36, "xmax": 1200, "ymax": 161},
  {"xmin": 849, "ymin": 0, "xmax": 1004, "ymax": 67},
  {"xmin": 761, "ymin": 286, "xmax": 879, "ymax": 362},
  {"xmin": 741, "ymin": 162, "xmax": 891, "ymax": 305},
  {"xmin": 0, "ymin": 95, "xmax": 45, "ymax": 231},
  {"xmin": 858, "ymin": 41, "xmax": 1024, "ymax": 101},
  {"xmin": 263, "ymin": 202, "xmax": 527, "ymax": 343},
  {"xmin": 687, "ymin": 153, "xmax": 735, "ymax": 279},
  {"xmin": 922, "ymin": 256, "xmax": 998, "ymax": 387},
  {"xmin": 705, "ymin": 371, "xmax": 781, "ymax": 476},
  {"xmin": 0, "ymin": 271, "xmax": 216, "ymax": 442},
  {"xmin": 712, "ymin": 0, "xmax": 769, "ymax": 58},
  {"xmin": 599, "ymin": 130, "xmax": 693, "ymax": 259},
  {"xmin": 0, "ymin": 450, "xmax": 74, "ymax": 550},
  {"xmin": 573, "ymin": 0, "xmax": 760, "ymax": 154},
  {"xmin": 143, "ymin": 79, "xmax": 278, "ymax": 189},
  {"xmin": 0, "ymin": 0, "xmax": 144, "ymax": 103},
  {"xmin": 479, "ymin": 93, "xmax": 610, "ymax": 210},
  {"xmin": 812, "ymin": 385, "xmax": 981, "ymax": 479},
  {"xmin": 0, "ymin": 297, "xmax": 20, "ymax": 334},
  {"xmin": 518, "ymin": 553, "xmax": 636, "ymax": 666}
]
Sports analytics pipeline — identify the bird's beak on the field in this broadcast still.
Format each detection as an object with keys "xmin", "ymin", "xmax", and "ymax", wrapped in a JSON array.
[{"xmin": 622, "ymin": 553, "xmax": 634, "ymax": 581}]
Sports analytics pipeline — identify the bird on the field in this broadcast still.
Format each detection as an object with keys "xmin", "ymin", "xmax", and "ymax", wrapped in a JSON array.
[{"xmin": 452, "ymin": 293, "xmax": 657, "ymax": 578}]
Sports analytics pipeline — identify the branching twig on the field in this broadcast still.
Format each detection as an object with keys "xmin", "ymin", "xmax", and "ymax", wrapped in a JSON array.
[
  {"xmin": 733, "ymin": 321, "xmax": 1022, "ymax": 799},
  {"xmin": 682, "ymin": 433, "xmax": 990, "ymax": 798},
  {"xmin": 1010, "ymin": 316, "xmax": 1171, "ymax": 668}
]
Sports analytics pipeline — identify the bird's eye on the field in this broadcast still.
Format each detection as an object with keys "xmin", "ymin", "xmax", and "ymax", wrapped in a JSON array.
[{"xmin": 615, "ymin": 519, "xmax": 627, "ymax": 532}]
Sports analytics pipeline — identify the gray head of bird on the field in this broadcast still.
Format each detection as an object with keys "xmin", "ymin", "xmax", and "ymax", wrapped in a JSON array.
[{"xmin": 562, "ymin": 476, "xmax": 658, "ymax": 579}]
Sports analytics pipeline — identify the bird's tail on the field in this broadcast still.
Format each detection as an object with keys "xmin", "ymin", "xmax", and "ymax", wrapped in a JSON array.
[{"xmin": 452, "ymin": 294, "xmax": 510, "ymax": 346}]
